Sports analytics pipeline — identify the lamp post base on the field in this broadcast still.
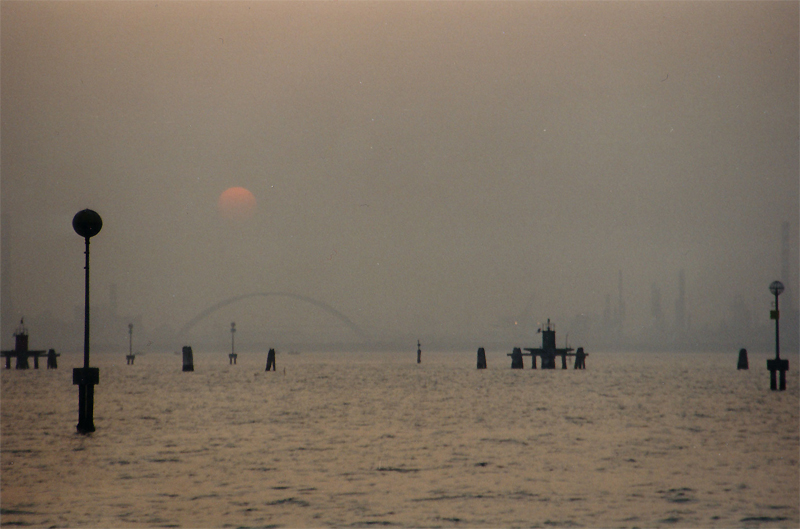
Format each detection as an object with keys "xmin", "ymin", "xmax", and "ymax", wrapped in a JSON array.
[
  {"xmin": 73, "ymin": 368, "xmax": 99, "ymax": 433},
  {"xmin": 767, "ymin": 359, "xmax": 789, "ymax": 391}
]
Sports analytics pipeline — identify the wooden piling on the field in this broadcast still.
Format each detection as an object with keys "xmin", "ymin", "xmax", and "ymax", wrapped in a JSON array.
[
  {"xmin": 737, "ymin": 348, "xmax": 748, "ymax": 370},
  {"xmin": 510, "ymin": 347, "xmax": 523, "ymax": 369},
  {"xmin": 182, "ymin": 346, "xmax": 194, "ymax": 372},
  {"xmin": 266, "ymin": 348, "xmax": 276, "ymax": 371},
  {"xmin": 574, "ymin": 347, "xmax": 587, "ymax": 369},
  {"xmin": 477, "ymin": 347, "xmax": 487, "ymax": 369},
  {"xmin": 47, "ymin": 349, "xmax": 58, "ymax": 369}
]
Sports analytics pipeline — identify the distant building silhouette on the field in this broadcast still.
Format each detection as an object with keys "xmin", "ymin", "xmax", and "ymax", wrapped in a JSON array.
[{"xmin": 674, "ymin": 269, "xmax": 686, "ymax": 335}]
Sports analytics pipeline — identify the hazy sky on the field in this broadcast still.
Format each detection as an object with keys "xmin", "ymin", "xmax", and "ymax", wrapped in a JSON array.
[{"xmin": 2, "ymin": 1, "xmax": 798, "ymax": 350}]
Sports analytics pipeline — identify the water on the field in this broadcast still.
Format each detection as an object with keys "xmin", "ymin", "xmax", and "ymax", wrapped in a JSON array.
[{"xmin": 2, "ymin": 350, "xmax": 798, "ymax": 528}]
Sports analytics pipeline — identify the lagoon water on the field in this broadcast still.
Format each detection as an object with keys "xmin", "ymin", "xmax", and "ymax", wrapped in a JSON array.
[{"xmin": 2, "ymin": 350, "xmax": 798, "ymax": 528}]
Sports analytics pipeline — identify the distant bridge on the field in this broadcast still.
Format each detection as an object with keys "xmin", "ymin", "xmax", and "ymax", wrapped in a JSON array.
[{"xmin": 177, "ymin": 291, "xmax": 370, "ymax": 341}]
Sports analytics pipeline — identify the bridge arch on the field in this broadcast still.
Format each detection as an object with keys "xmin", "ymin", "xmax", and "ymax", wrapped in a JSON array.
[{"xmin": 177, "ymin": 292, "xmax": 369, "ymax": 341}]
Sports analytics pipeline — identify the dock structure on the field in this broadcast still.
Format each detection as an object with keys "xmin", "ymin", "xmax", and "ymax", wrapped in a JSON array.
[
  {"xmin": 509, "ymin": 319, "xmax": 585, "ymax": 369},
  {"xmin": 1, "ymin": 319, "xmax": 56, "ymax": 369}
]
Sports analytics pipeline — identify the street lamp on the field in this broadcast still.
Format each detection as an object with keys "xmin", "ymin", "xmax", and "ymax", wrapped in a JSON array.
[
  {"xmin": 72, "ymin": 209, "xmax": 102, "ymax": 433},
  {"xmin": 127, "ymin": 323, "xmax": 135, "ymax": 365},
  {"xmin": 767, "ymin": 280, "xmax": 788, "ymax": 391},
  {"xmin": 229, "ymin": 322, "xmax": 237, "ymax": 365}
]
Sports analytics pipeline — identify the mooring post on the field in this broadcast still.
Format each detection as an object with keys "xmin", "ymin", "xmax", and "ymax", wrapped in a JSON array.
[
  {"xmin": 767, "ymin": 281, "xmax": 789, "ymax": 390},
  {"xmin": 510, "ymin": 347, "xmax": 523, "ymax": 369},
  {"xmin": 47, "ymin": 349, "xmax": 58, "ymax": 369},
  {"xmin": 574, "ymin": 347, "xmax": 587, "ymax": 369},
  {"xmin": 126, "ymin": 323, "xmax": 135, "ymax": 365},
  {"xmin": 417, "ymin": 340, "xmax": 421, "ymax": 364},
  {"xmin": 182, "ymin": 346, "xmax": 194, "ymax": 372},
  {"xmin": 477, "ymin": 347, "xmax": 487, "ymax": 369},
  {"xmin": 72, "ymin": 209, "xmax": 102, "ymax": 434},
  {"xmin": 737, "ymin": 348, "xmax": 748, "ymax": 370},
  {"xmin": 266, "ymin": 348, "xmax": 276, "ymax": 371}
]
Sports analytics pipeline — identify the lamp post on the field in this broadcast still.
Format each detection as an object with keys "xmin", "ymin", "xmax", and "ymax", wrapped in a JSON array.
[
  {"xmin": 767, "ymin": 280, "xmax": 788, "ymax": 391},
  {"xmin": 72, "ymin": 209, "xmax": 102, "ymax": 433},
  {"xmin": 229, "ymin": 322, "xmax": 237, "ymax": 364},
  {"xmin": 127, "ymin": 323, "xmax": 135, "ymax": 365}
]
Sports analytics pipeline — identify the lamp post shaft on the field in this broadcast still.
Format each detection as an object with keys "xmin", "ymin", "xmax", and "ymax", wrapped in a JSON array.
[
  {"xmin": 83, "ymin": 237, "xmax": 91, "ymax": 369},
  {"xmin": 774, "ymin": 293, "xmax": 780, "ymax": 361}
]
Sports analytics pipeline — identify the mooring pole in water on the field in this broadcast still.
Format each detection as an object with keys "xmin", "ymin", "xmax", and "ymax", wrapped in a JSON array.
[
  {"xmin": 127, "ymin": 323, "xmax": 135, "ymax": 365},
  {"xmin": 72, "ymin": 209, "xmax": 102, "ymax": 434},
  {"xmin": 509, "ymin": 347, "xmax": 523, "ymax": 369},
  {"xmin": 767, "ymin": 281, "xmax": 788, "ymax": 390},
  {"xmin": 737, "ymin": 348, "xmax": 748, "ymax": 370},
  {"xmin": 574, "ymin": 347, "xmax": 587, "ymax": 369},
  {"xmin": 477, "ymin": 347, "xmax": 487, "ymax": 369},
  {"xmin": 182, "ymin": 346, "xmax": 194, "ymax": 372},
  {"xmin": 417, "ymin": 340, "xmax": 421, "ymax": 364},
  {"xmin": 47, "ymin": 349, "xmax": 58, "ymax": 369}
]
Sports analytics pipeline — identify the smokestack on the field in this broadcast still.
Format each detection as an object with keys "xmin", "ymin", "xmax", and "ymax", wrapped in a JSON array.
[
  {"xmin": 675, "ymin": 269, "xmax": 686, "ymax": 333},
  {"xmin": 617, "ymin": 270, "xmax": 625, "ymax": 336},
  {"xmin": 781, "ymin": 222, "xmax": 792, "ymax": 306},
  {"xmin": 1, "ymin": 213, "xmax": 13, "ymax": 349}
]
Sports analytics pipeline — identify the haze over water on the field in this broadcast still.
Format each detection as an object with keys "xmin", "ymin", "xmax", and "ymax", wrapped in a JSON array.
[
  {"xmin": 2, "ymin": 350, "xmax": 798, "ymax": 528},
  {"xmin": 1, "ymin": 1, "xmax": 798, "ymax": 354}
]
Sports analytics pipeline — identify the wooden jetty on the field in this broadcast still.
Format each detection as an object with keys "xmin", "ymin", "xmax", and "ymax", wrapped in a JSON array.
[{"xmin": 1, "ymin": 319, "xmax": 59, "ymax": 369}]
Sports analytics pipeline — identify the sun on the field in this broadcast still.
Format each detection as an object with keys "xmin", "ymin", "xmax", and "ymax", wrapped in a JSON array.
[{"xmin": 217, "ymin": 187, "xmax": 257, "ymax": 221}]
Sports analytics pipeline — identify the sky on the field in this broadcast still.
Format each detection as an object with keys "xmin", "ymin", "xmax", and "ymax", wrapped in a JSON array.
[{"xmin": 1, "ymin": 1, "xmax": 798, "ymax": 353}]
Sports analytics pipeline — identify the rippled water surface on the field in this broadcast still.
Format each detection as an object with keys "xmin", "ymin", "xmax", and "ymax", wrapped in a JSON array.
[{"xmin": 2, "ymin": 350, "xmax": 798, "ymax": 528}]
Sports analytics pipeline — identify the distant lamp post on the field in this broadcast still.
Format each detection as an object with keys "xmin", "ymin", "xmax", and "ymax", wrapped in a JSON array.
[
  {"xmin": 72, "ymin": 209, "xmax": 102, "ymax": 433},
  {"xmin": 767, "ymin": 280, "xmax": 788, "ymax": 391},
  {"xmin": 127, "ymin": 323, "xmax": 135, "ymax": 365},
  {"xmin": 229, "ymin": 322, "xmax": 237, "ymax": 365}
]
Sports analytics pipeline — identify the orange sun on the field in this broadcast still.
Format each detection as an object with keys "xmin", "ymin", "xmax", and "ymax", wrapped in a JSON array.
[{"xmin": 217, "ymin": 187, "xmax": 257, "ymax": 221}]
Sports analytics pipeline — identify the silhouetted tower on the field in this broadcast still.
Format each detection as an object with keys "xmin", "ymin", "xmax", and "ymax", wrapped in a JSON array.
[
  {"xmin": 650, "ymin": 283, "xmax": 663, "ymax": 330},
  {"xmin": 616, "ymin": 270, "xmax": 625, "ymax": 337},
  {"xmin": 13, "ymin": 319, "xmax": 29, "ymax": 369},
  {"xmin": 1, "ymin": 213, "xmax": 13, "ymax": 350},
  {"xmin": 674, "ymin": 269, "xmax": 686, "ymax": 334},
  {"xmin": 110, "ymin": 283, "xmax": 118, "ymax": 318},
  {"xmin": 780, "ymin": 222, "xmax": 795, "ymax": 335},
  {"xmin": 603, "ymin": 293, "xmax": 612, "ymax": 328}
]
